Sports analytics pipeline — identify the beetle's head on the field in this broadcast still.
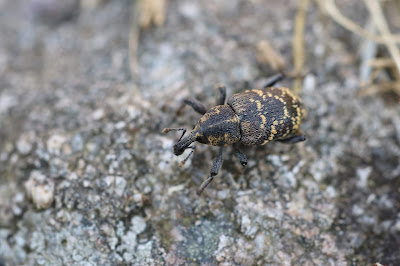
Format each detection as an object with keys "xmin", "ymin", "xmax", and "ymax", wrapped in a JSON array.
[{"xmin": 162, "ymin": 127, "xmax": 203, "ymax": 166}]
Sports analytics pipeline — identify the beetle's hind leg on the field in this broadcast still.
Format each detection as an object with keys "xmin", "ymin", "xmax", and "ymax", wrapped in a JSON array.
[
  {"xmin": 215, "ymin": 83, "xmax": 226, "ymax": 105},
  {"xmin": 184, "ymin": 98, "xmax": 207, "ymax": 115},
  {"xmin": 263, "ymin": 73, "xmax": 285, "ymax": 88},
  {"xmin": 276, "ymin": 134, "xmax": 306, "ymax": 144},
  {"xmin": 197, "ymin": 147, "xmax": 224, "ymax": 195}
]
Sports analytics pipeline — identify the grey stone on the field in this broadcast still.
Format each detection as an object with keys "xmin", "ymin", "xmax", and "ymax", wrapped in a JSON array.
[{"xmin": 0, "ymin": 0, "xmax": 399, "ymax": 265}]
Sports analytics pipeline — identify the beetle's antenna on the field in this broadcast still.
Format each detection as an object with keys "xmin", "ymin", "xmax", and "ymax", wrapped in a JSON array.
[
  {"xmin": 162, "ymin": 128, "xmax": 187, "ymax": 141},
  {"xmin": 179, "ymin": 146, "xmax": 195, "ymax": 167}
]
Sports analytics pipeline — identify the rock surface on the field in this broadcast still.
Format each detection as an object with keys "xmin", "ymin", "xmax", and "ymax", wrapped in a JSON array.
[{"xmin": 0, "ymin": 0, "xmax": 399, "ymax": 265}]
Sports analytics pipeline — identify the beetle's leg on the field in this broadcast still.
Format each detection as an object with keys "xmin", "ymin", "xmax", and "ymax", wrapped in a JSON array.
[
  {"xmin": 263, "ymin": 73, "xmax": 285, "ymax": 88},
  {"xmin": 216, "ymin": 83, "xmax": 226, "ymax": 105},
  {"xmin": 233, "ymin": 149, "xmax": 247, "ymax": 167},
  {"xmin": 276, "ymin": 134, "xmax": 306, "ymax": 144},
  {"xmin": 179, "ymin": 146, "xmax": 196, "ymax": 167},
  {"xmin": 162, "ymin": 128, "xmax": 187, "ymax": 141},
  {"xmin": 197, "ymin": 147, "xmax": 224, "ymax": 195},
  {"xmin": 184, "ymin": 98, "xmax": 207, "ymax": 115}
]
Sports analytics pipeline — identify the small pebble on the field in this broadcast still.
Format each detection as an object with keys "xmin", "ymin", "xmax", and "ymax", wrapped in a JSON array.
[{"xmin": 25, "ymin": 171, "xmax": 54, "ymax": 209}]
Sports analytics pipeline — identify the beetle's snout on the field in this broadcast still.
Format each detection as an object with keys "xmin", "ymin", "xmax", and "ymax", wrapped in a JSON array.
[
  {"xmin": 172, "ymin": 131, "xmax": 197, "ymax": 156},
  {"xmin": 173, "ymin": 144, "xmax": 185, "ymax": 156}
]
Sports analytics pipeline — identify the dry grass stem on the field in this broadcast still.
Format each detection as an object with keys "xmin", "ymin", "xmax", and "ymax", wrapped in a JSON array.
[
  {"xmin": 319, "ymin": 0, "xmax": 400, "ymax": 44},
  {"xmin": 364, "ymin": 0, "xmax": 400, "ymax": 78},
  {"xmin": 292, "ymin": 0, "xmax": 309, "ymax": 96},
  {"xmin": 256, "ymin": 40, "xmax": 286, "ymax": 71},
  {"xmin": 359, "ymin": 81, "xmax": 400, "ymax": 96},
  {"xmin": 129, "ymin": 0, "xmax": 168, "ymax": 79},
  {"xmin": 319, "ymin": 0, "xmax": 400, "ymax": 96},
  {"xmin": 367, "ymin": 58, "xmax": 396, "ymax": 68},
  {"xmin": 365, "ymin": 67, "xmax": 382, "ymax": 86},
  {"xmin": 129, "ymin": 0, "xmax": 141, "ymax": 78},
  {"xmin": 138, "ymin": 0, "xmax": 167, "ymax": 28},
  {"xmin": 361, "ymin": 57, "xmax": 400, "ymax": 95}
]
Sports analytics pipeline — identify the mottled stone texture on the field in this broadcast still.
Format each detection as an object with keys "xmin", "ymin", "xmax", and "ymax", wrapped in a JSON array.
[{"xmin": 0, "ymin": 0, "xmax": 399, "ymax": 265}]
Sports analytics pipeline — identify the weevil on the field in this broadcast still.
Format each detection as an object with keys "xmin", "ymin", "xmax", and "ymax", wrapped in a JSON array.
[{"xmin": 163, "ymin": 73, "xmax": 306, "ymax": 195}]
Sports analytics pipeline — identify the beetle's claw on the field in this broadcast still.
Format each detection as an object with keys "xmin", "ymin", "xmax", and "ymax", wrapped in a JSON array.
[{"xmin": 179, "ymin": 161, "xmax": 185, "ymax": 167}]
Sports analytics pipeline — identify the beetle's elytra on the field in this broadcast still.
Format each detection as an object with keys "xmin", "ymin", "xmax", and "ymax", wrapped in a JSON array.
[{"xmin": 163, "ymin": 73, "xmax": 306, "ymax": 195}]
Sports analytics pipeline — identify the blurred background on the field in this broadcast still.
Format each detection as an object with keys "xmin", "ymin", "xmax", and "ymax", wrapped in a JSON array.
[{"xmin": 0, "ymin": 0, "xmax": 399, "ymax": 265}]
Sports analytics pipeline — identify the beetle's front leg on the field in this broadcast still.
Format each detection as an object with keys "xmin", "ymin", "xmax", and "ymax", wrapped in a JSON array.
[
  {"xmin": 197, "ymin": 147, "xmax": 224, "ymax": 195},
  {"xmin": 184, "ymin": 98, "xmax": 207, "ymax": 115},
  {"xmin": 216, "ymin": 83, "xmax": 226, "ymax": 105},
  {"xmin": 162, "ymin": 127, "xmax": 186, "ymax": 141},
  {"xmin": 233, "ymin": 149, "xmax": 247, "ymax": 167}
]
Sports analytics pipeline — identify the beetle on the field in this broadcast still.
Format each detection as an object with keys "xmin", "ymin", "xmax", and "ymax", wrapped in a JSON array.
[{"xmin": 163, "ymin": 73, "xmax": 306, "ymax": 195}]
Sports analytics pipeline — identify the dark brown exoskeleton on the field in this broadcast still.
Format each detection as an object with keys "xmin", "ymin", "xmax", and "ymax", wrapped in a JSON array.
[{"xmin": 163, "ymin": 74, "xmax": 306, "ymax": 195}]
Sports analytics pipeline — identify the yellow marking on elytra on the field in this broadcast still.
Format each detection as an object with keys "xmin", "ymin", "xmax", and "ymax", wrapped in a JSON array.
[
  {"xmin": 262, "ymin": 139, "xmax": 269, "ymax": 145},
  {"xmin": 296, "ymin": 106, "xmax": 301, "ymax": 117},
  {"xmin": 273, "ymin": 120, "xmax": 279, "ymax": 126},
  {"xmin": 254, "ymin": 90, "xmax": 264, "ymax": 97},
  {"xmin": 268, "ymin": 125, "xmax": 278, "ymax": 141},
  {"xmin": 281, "ymin": 87, "xmax": 292, "ymax": 96},
  {"xmin": 283, "ymin": 106, "xmax": 289, "ymax": 119},
  {"xmin": 255, "ymin": 100, "xmax": 262, "ymax": 111},
  {"xmin": 260, "ymin": 114, "xmax": 267, "ymax": 125},
  {"xmin": 271, "ymin": 125, "xmax": 277, "ymax": 134},
  {"xmin": 267, "ymin": 92, "xmax": 273, "ymax": 97},
  {"xmin": 250, "ymin": 98, "xmax": 255, "ymax": 102}
]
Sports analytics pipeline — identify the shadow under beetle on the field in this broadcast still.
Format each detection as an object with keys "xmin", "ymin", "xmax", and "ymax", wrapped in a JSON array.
[{"xmin": 163, "ymin": 73, "xmax": 306, "ymax": 195}]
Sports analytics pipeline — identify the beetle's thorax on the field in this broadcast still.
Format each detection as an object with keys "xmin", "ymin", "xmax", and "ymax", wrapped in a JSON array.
[{"xmin": 195, "ymin": 105, "xmax": 241, "ymax": 146}]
